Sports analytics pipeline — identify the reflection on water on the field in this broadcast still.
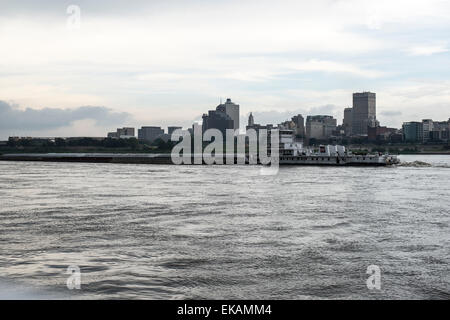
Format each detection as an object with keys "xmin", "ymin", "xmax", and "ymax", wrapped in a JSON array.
[{"xmin": 0, "ymin": 154, "xmax": 449, "ymax": 299}]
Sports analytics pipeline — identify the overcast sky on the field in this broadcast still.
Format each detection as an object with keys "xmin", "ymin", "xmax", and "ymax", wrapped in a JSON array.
[{"xmin": 0, "ymin": 0, "xmax": 449, "ymax": 138}]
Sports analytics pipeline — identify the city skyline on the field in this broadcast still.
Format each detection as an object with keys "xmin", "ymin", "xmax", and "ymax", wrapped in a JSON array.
[
  {"xmin": 3, "ymin": 91, "xmax": 449, "ymax": 141},
  {"xmin": 1, "ymin": 0, "xmax": 450, "ymax": 139}
]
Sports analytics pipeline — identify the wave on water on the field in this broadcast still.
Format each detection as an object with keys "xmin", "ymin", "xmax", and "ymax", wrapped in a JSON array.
[
  {"xmin": 398, "ymin": 161, "xmax": 450, "ymax": 168},
  {"xmin": 398, "ymin": 161, "xmax": 433, "ymax": 167}
]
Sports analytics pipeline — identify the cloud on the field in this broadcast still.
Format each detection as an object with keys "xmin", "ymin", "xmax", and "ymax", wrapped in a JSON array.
[
  {"xmin": 0, "ymin": 100, "xmax": 131, "ymax": 131},
  {"xmin": 292, "ymin": 60, "xmax": 387, "ymax": 78},
  {"xmin": 408, "ymin": 45, "xmax": 449, "ymax": 56},
  {"xmin": 0, "ymin": 0, "xmax": 450, "ymax": 137},
  {"xmin": 380, "ymin": 110, "xmax": 402, "ymax": 117}
]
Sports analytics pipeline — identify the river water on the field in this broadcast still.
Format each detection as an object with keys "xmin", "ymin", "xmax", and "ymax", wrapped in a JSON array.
[{"xmin": 0, "ymin": 155, "xmax": 449, "ymax": 299}]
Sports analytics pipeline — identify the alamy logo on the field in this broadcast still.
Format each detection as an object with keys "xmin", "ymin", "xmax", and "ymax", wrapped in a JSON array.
[
  {"xmin": 170, "ymin": 128, "xmax": 280, "ymax": 175},
  {"xmin": 366, "ymin": 265, "xmax": 381, "ymax": 290},
  {"xmin": 66, "ymin": 5, "xmax": 81, "ymax": 30},
  {"xmin": 66, "ymin": 265, "xmax": 81, "ymax": 290}
]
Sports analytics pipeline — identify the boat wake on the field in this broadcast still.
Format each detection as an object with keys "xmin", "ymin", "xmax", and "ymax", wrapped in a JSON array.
[
  {"xmin": 398, "ymin": 161, "xmax": 432, "ymax": 167},
  {"xmin": 397, "ymin": 161, "xmax": 450, "ymax": 168}
]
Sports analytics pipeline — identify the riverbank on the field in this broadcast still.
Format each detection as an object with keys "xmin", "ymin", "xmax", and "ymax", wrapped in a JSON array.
[
  {"xmin": 0, "ymin": 153, "xmax": 174, "ymax": 164},
  {"xmin": 2, "ymin": 143, "xmax": 449, "ymax": 156}
]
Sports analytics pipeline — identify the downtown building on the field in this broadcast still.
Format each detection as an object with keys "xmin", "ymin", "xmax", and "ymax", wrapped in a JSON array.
[
  {"xmin": 351, "ymin": 92, "xmax": 377, "ymax": 136},
  {"xmin": 246, "ymin": 113, "xmax": 276, "ymax": 146},
  {"xmin": 168, "ymin": 126, "xmax": 182, "ymax": 135},
  {"xmin": 216, "ymin": 98, "xmax": 240, "ymax": 131},
  {"xmin": 343, "ymin": 107, "xmax": 353, "ymax": 136},
  {"xmin": 138, "ymin": 126, "xmax": 165, "ymax": 142},
  {"xmin": 416, "ymin": 119, "xmax": 449, "ymax": 143},
  {"xmin": 429, "ymin": 120, "xmax": 450, "ymax": 142},
  {"xmin": 202, "ymin": 98, "xmax": 240, "ymax": 136},
  {"xmin": 421, "ymin": 119, "xmax": 450, "ymax": 143},
  {"xmin": 403, "ymin": 119, "xmax": 450, "ymax": 143},
  {"xmin": 367, "ymin": 126, "xmax": 399, "ymax": 142},
  {"xmin": 402, "ymin": 122, "xmax": 424, "ymax": 142},
  {"xmin": 202, "ymin": 110, "xmax": 234, "ymax": 136},
  {"xmin": 305, "ymin": 115, "xmax": 337, "ymax": 142},
  {"xmin": 138, "ymin": 126, "xmax": 184, "ymax": 143},
  {"xmin": 107, "ymin": 127, "xmax": 135, "ymax": 139},
  {"xmin": 246, "ymin": 113, "xmax": 275, "ymax": 133},
  {"xmin": 274, "ymin": 114, "xmax": 305, "ymax": 140},
  {"xmin": 291, "ymin": 114, "xmax": 305, "ymax": 138}
]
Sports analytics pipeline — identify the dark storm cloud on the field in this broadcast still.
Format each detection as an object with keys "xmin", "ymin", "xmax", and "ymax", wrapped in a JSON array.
[{"xmin": 0, "ymin": 100, "xmax": 130, "ymax": 130}]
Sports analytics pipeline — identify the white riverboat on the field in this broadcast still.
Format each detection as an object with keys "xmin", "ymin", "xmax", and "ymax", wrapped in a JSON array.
[{"xmin": 277, "ymin": 130, "xmax": 399, "ymax": 166}]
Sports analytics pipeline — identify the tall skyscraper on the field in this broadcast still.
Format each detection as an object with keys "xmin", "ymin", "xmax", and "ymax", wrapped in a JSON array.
[
  {"xmin": 352, "ymin": 92, "xmax": 376, "ymax": 135},
  {"xmin": 216, "ymin": 98, "xmax": 240, "ymax": 131},
  {"xmin": 343, "ymin": 108, "xmax": 353, "ymax": 136}
]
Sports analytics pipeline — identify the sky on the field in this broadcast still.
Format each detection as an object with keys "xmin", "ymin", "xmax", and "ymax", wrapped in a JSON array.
[{"xmin": 0, "ymin": 0, "xmax": 450, "ymax": 139}]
